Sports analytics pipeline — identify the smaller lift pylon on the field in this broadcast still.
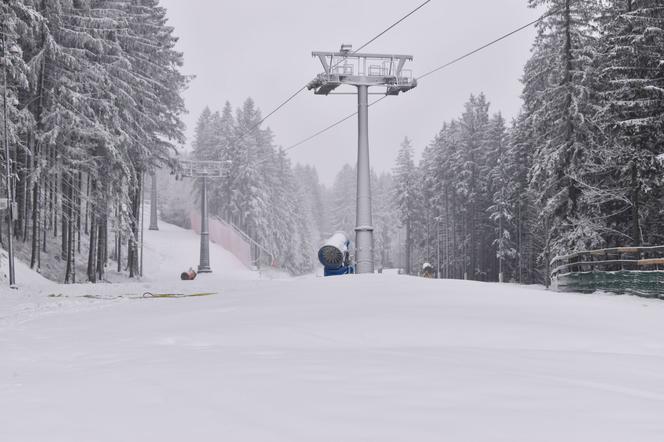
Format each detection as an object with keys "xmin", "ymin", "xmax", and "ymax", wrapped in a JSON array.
[{"xmin": 178, "ymin": 160, "xmax": 226, "ymax": 274}]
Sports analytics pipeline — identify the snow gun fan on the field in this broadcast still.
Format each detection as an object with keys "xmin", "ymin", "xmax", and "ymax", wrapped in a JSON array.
[{"xmin": 318, "ymin": 232, "xmax": 355, "ymax": 276}]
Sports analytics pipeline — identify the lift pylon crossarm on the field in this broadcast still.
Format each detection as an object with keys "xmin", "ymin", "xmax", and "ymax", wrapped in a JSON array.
[
  {"xmin": 311, "ymin": 51, "xmax": 413, "ymax": 62},
  {"xmin": 177, "ymin": 160, "xmax": 224, "ymax": 178},
  {"xmin": 309, "ymin": 47, "xmax": 417, "ymax": 97}
]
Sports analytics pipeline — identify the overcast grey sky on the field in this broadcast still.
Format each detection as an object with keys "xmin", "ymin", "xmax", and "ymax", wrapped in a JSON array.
[{"xmin": 159, "ymin": 0, "xmax": 541, "ymax": 185}]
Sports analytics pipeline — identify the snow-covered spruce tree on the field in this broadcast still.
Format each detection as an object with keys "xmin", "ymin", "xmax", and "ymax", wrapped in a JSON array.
[
  {"xmin": 228, "ymin": 98, "xmax": 271, "ymax": 239},
  {"xmin": 457, "ymin": 94, "xmax": 491, "ymax": 280},
  {"xmin": 109, "ymin": 0, "xmax": 187, "ymax": 278},
  {"xmin": 20, "ymin": 0, "xmax": 126, "ymax": 283},
  {"xmin": 415, "ymin": 135, "xmax": 439, "ymax": 275},
  {"xmin": 1, "ymin": 0, "xmax": 39, "ymax": 251},
  {"xmin": 423, "ymin": 120, "xmax": 464, "ymax": 279},
  {"xmin": 392, "ymin": 137, "xmax": 419, "ymax": 274},
  {"xmin": 192, "ymin": 107, "xmax": 218, "ymax": 160},
  {"xmin": 293, "ymin": 164, "xmax": 326, "ymax": 242},
  {"xmin": 440, "ymin": 121, "xmax": 466, "ymax": 279},
  {"xmin": 1, "ymin": 0, "xmax": 187, "ymax": 283},
  {"xmin": 594, "ymin": 0, "xmax": 664, "ymax": 246},
  {"xmin": 486, "ymin": 114, "xmax": 517, "ymax": 282},
  {"xmin": 74, "ymin": 0, "xmax": 187, "ymax": 281},
  {"xmin": 476, "ymin": 105, "xmax": 503, "ymax": 281},
  {"xmin": 330, "ymin": 163, "xmax": 357, "ymax": 240},
  {"xmin": 506, "ymin": 113, "xmax": 546, "ymax": 284},
  {"xmin": 268, "ymin": 149, "xmax": 316, "ymax": 274},
  {"xmin": 209, "ymin": 102, "xmax": 236, "ymax": 219},
  {"xmin": 417, "ymin": 143, "xmax": 437, "ymax": 272},
  {"xmin": 191, "ymin": 106, "xmax": 225, "ymax": 219},
  {"xmin": 524, "ymin": 0, "xmax": 604, "ymax": 256},
  {"xmin": 372, "ymin": 172, "xmax": 397, "ymax": 269}
]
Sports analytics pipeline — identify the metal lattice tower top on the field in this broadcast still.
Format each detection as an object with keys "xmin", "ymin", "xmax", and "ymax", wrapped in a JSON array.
[
  {"xmin": 307, "ymin": 44, "xmax": 417, "ymax": 96},
  {"xmin": 178, "ymin": 160, "xmax": 225, "ymax": 179}
]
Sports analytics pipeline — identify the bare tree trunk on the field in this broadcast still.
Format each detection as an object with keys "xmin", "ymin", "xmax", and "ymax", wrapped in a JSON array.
[
  {"xmin": 30, "ymin": 142, "xmax": 41, "ymax": 269},
  {"xmin": 117, "ymin": 203, "xmax": 122, "ymax": 273},
  {"xmin": 63, "ymin": 172, "xmax": 74, "ymax": 283},
  {"xmin": 84, "ymin": 173, "xmax": 90, "ymax": 235},
  {"xmin": 20, "ymin": 145, "xmax": 30, "ymax": 241},
  {"xmin": 97, "ymin": 216, "xmax": 105, "ymax": 282},
  {"xmin": 128, "ymin": 173, "xmax": 142, "ymax": 278},
  {"xmin": 64, "ymin": 216, "xmax": 73, "ymax": 283},
  {"xmin": 77, "ymin": 171, "xmax": 82, "ymax": 253},
  {"xmin": 631, "ymin": 163, "xmax": 641, "ymax": 246},
  {"xmin": 405, "ymin": 219, "xmax": 411, "ymax": 275},
  {"xmin": 87, "ymin": 179, "xmax": 97, "ymax": 283},
  {"xmin": 61, "ymin": 172, "xmax": 69, "ymax": 260},
  {"xmin": 451, "ymin": 191, "xmax": 457, "ymax": 279},
  {"xmin": 51, "ymin": 146, "xmax": 58, "ymax": 238}
]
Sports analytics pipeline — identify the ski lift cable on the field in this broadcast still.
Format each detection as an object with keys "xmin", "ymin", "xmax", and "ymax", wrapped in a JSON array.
[
  {"xmin": 285, "ymin": 96, "xmax": 387, "ymax": 152},
  {"xmin": 417, "ymin": 6, "xmax": 563, "ymax": 81},
  {"xmin": 236, "ymin": 0, "xmax": 434, "ymax": 139},
  {"xmin": 347, "ymin": 0, "xmax": 433, "ymax": 57},
  {"xmin": 283, "ymin": 5, "xmax": 565, "ymax": 152}
]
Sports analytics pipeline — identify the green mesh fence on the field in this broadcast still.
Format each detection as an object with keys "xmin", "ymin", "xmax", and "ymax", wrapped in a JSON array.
[{"xmin": 554, "ymin": 271, "xmax": 664, "ymax": 299}]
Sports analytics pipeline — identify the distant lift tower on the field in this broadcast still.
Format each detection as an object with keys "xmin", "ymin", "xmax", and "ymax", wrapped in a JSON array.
[
  {"xmin": 179, "ymin": 160, "xmax": 224, "ymax": 273},
  {"xmin": 307, "ymin": 44, "xmax": 417, "ymax": 274}
]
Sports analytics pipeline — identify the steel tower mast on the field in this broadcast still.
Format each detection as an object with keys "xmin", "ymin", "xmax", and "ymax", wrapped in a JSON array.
[{"xmin": 308, "ymin": 44, "xmax": 417, "ymax": 273}]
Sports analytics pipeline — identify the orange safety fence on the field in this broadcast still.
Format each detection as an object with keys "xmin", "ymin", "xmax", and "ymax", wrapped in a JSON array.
[{"xmin": 190, "ymin": 212, "xmax": 252, "ymax": 268}]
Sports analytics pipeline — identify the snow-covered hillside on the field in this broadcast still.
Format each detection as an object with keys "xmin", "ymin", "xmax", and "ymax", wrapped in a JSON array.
[
  {"xmin": 0, "ymin": 217, "xmax": 258, "ymax": 295},
  {"xmin": 2, "ymin": 273, "xmax": 664, "ymax": 441},
  {"xmin": 140, "ymin": 219, "xmax": 258, "ymax": 283}
]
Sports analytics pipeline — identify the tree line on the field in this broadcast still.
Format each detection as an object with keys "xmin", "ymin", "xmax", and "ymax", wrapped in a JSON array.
[
  {"xmin": 2, "ymin": 0, "xmax": 187, "ymax": 282},
  {"xmin": 326, "ymin": 163, "xmax": 398, "ymax": 270},
  {"xmin": 392, "ymin": 0, "xmax": 664, "ymax": 283},
  {"xmin": 190, "ymin": 101, "xmax": 321, "ymax": 275}
]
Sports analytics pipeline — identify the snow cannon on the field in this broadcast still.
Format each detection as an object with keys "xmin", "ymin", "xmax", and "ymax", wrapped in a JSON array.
[
  {"xmin": 318, "ymin": 232, "xmax": 354, "ymax": 276},
  {"xmin": 421, "ymin": 262, "xmax": 435, "ymax": 278}
]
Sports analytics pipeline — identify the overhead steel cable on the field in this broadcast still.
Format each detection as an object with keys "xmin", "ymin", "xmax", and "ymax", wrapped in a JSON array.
[
  {"xmin": 283, "ymin": 6, "xmax": 564, "ymax": 151},
  {"xmin": 234, "ymin": 0, "xmax": 434, "ymax": 139},
  {"xmin": 286, "ymin": 96, "xmax": 387, "ymax": 152},
  {"xmin": 417, "ymin": 6, "xmax": 563, "ymax": 81},
  {"xmin": 348, "ymin": 0, "xmax": 432, "ymax": 56}
]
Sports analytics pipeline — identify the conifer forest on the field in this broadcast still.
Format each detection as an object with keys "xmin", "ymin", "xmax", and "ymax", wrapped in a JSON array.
[
  {"xmin": 1, "ymin": 0, "xmax": 663, "ymax": 284},
  {"xmin": 391, "ymin": 0, "xmax": 664, "ymax": 283}
]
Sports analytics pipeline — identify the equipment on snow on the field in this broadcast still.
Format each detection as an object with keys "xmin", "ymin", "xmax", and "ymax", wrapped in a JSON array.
[
  {"xmin": 421, "ymin": 262, "xmax": 435, "ymax": 278},
  {"xmin": 181, "ymin": 268, "xmax": 198, "ymax": 280},
  {"xmin": 318, "ymin": 232, "xmax": 355, "ymax": 276}
]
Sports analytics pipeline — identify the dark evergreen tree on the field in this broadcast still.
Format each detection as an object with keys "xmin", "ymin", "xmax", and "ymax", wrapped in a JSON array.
[
  {"xmin": 525, "ymin": 0, "xmax": 604, "ymax": 254},
  {"xmin": 594, "ymin": 0, "xmax": 664, "ymax": 247},
  {"xmin": 393, "ymin": 137, "xmax": 419, "ymax": 274}
]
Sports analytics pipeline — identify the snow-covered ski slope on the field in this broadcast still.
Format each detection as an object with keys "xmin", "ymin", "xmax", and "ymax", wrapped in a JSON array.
[
  {"xmin": 140, "ymin": 218, "xmax": 259, "ymax": 283},
  {"xmin": 0, "ymin": 217, "xmax": 259, "ymax": 295},
  {"xmin": 2, "ymin": 271, "xmax": 664, "ymax": 441}
]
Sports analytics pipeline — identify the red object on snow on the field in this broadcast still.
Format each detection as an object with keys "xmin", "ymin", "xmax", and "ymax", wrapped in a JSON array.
[{"xmin": 180, "ymin": 269, "xmax": 197, "ymax": 281}]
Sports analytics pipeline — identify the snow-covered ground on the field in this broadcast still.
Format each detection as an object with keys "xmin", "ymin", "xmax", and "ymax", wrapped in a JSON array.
[
  {"xmin": 2, "ymin": 275, "xmax": 664, "ymax": 440},
  {"xmin": 2, "ymin": 221, "xmax": 664, "ymax": 441},
  {"xmin": 0, "ymin": 217, "xmax": 259, "ymax": 296},
  {"xmin": 0, "ymin": 217, "xmax": 262, "ymax": 331}
]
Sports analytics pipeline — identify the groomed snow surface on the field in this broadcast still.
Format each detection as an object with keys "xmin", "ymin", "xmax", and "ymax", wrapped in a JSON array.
[{"xmin": 2, "ymin": 221, "xmax": 664, "ymax": 441}]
